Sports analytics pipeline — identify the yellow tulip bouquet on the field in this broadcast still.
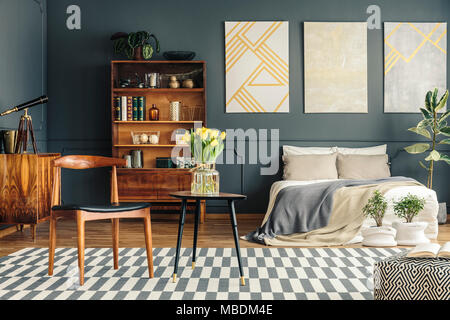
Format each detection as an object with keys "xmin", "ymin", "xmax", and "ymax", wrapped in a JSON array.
[
  {"xmin": 183, "ymin": 127, "xmax": 226, "ymax": 163},
  {"xmin": 182, "ymin": 127, "xmax": 226, "ymax": 194}
]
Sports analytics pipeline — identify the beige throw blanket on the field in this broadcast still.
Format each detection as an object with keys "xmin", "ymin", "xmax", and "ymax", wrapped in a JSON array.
[{"xmin": 264, "ymin": 180, "xmax": 423, "ymax": 247}]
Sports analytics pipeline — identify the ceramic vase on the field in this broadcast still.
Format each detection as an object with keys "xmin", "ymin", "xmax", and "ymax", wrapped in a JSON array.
[
  {"xmin": 392, "ymin": 221, "xmax": 429, "ymax": 246},
  {"xmin": 361, "ymin": 226, "xmax": 397, "ymax": 247}
]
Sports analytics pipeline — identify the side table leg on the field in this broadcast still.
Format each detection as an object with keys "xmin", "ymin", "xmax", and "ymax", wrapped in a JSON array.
[
  {"xmin": 173, "ymin": 199, "xmax": 187, "ymax": 283},
  {"xmin": 30, "ymin": 224, "xmax": 37, "ymax": 242},
  {"xmin": 228, "ymin": 200, "xmax": 245, "ymax": 286},
  {"xmin": 200, "ymin": 200, "xmax": 206, "ymax": 224},
  {"xmin": 192, "ymin": 199, "xmax": 201, "ymax": 270}
]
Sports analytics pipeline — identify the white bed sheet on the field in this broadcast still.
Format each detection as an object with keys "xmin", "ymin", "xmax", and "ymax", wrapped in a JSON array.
[{"xmin": 263, "ymin": 179, "xmax": 439, "ymax": 243}]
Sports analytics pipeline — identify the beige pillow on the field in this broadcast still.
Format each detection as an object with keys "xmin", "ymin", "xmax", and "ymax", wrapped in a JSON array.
[
  {"xmin": 283, "ymin": 153, "xmax": 338, "ymax": 181},
  {"xmin": 337, "ymin": 154, "xmax": 390, "ymax": 179},
  {"xmin": 336, "ymin": 144, "xmax": 387, "ymax": 155},
  {"xmin": 283, "ymin": 145, "xmax": 335, "ymax": 155}
]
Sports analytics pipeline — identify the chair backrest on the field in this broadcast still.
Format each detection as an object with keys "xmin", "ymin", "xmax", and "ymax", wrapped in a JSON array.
[
  {"xmin": 53, "ymin": 155, "xmax": 126, "ymax": 169},
  {"xmin": 51, "ymin": 155, "xmax": 126, "ymax": 207}
]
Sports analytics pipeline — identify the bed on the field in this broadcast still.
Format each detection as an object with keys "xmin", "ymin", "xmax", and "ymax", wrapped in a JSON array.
[{"xmin": 243, "ymin": 145, "xmax": 439, "ymax": 246}]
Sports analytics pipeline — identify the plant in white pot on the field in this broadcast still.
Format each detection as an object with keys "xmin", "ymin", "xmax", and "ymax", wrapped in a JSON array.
[
  {"xmin": 361, "ymin": 191, "xmax": 397, "ymax": 247},
  {"xmin": 392, "ymin": 194, "xmax": 429, "ymax": 245}
]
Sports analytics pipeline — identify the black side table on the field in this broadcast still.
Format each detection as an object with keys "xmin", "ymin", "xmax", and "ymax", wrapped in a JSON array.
[{"xmin": 169, "ymin": 191, "xmax": 247, "ymax": 286}]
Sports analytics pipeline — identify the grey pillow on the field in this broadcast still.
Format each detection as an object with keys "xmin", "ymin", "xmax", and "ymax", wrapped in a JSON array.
[
  {"xmin": 283, "ymin": 153, "xmax": 338, "ymax": 180},
  {"xmin": 337, "ymin": 154, "xmax": 390, "ymax": 179}
]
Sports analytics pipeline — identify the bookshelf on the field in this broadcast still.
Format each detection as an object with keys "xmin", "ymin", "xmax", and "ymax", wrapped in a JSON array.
[{"xmin": 111, "ymin": 60, "xmax": 207, "ymax": 221}]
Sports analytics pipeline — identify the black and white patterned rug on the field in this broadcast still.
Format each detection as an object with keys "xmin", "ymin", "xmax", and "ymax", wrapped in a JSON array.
[{"xmin": 0, "ymin": 247, "xmax": 404, "ymax": 300}]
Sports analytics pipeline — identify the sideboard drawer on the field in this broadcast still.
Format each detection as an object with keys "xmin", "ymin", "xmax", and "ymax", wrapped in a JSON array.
[
  {"xmin": 117, "ymin": 171, "xmax": 158, "ymax": 200},
  {"xmin": 156, "ymin": 172, "xmax": 191, "ymax": 200}
]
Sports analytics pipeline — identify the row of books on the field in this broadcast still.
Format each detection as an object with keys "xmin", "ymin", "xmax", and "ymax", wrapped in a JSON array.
[{"xmin": 113, "ymin": 96, "xmax": 146, "ymax": 121}]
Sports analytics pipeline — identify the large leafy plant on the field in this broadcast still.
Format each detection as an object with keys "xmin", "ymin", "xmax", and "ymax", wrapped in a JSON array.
[
  {"xmin": 111, "ymin": 31, "xmax": 160, "ymax": 59},
  {"xmin": 404, "ymin": 88, "xmax": 450, "ymax": 189},
  {"xmin": 362, "ymin": 190, "xmax": 388, "ymax": 227}
]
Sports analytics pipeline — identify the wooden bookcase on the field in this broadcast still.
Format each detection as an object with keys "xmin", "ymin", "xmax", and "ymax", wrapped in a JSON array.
[{"xmin": 111, "ymin": 60, "xmax": 207, "ymax": 221}]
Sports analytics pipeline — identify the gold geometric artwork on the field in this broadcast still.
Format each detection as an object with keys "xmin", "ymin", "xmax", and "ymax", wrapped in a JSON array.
[
  {"xmin": 384, "ymin": 22, "xmax": 447, "ymax": 113},
  {"xmin": 225, "ymin": 21, "xmax": 289, "ymax": 113}
]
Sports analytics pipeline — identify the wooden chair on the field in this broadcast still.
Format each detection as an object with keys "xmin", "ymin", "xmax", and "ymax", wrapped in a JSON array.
[{"xmin": 47, "ymin": 155, "xmax": 154, "ymax": 285}]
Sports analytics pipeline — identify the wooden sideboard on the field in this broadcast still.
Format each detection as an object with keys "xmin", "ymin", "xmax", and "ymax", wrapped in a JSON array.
[{"xmin": 0, "ymin": 153, "xmax": 60, "ymax": 240}]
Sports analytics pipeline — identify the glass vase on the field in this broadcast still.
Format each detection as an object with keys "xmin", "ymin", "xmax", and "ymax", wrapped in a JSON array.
[{"xmin": 191, "ymin": 162, "xmax": 220, "ymax": 195}]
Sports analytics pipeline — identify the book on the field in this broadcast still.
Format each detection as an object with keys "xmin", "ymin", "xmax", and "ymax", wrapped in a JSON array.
[
  {"xmin": 132, "ymin": 96, "xmax": 138, "ymax": 121},
  {"xmin": 407, "ymin": 242, "xmax": 450, "ymax": 258},
  {"xmin": 138, "ymin": 96, "xmax": 145, "ymax": 121},
  {"xmin": 127, "ymin": 96, "xmax": 133, "ymax": 121},
  {"xmin": 113, "ymin": 96, "xmax": 121, "ymax": 121},
  {"xmin": 121, "ymin": 96, "xmax": 127, "ymax": 121}
]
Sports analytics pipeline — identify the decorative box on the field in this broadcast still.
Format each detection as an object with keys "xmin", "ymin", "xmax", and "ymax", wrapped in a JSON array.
[{"xmin": 156, "ymin": 157, "xmax": 176, "ymax": 168}]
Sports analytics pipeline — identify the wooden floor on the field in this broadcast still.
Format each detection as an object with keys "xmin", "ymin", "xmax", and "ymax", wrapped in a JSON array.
[{"xmin": 0, "ymin": 213, "xmax": 449, "ymax": 258}]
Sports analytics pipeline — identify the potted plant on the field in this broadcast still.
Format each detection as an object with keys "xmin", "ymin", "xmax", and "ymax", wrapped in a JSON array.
[
  {"xmin": 392, "ymin": 194, "xmax": 429, "ymax": 245},
  {"xmin": 361, "ymin": 191, "xmax": 397, "ymax": 247},
  {"xmin": 111, "ymin": 31, "xmax": 160, "ymax": 60},
  {"xmin": 404, "ymin": 88, "xmax": 449, "ymax": 224}
]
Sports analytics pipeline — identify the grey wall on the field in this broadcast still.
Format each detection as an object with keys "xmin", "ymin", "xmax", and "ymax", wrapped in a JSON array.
[
  {"xmin": 0, "ymin": 0, "xmax": 47, "ymax": 152},
  {"xmin": 46, "ymin": 0, "xmax": 449, "ymax": 212}
]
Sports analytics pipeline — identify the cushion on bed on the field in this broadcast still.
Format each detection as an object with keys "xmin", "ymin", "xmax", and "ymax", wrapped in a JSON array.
[
  {"xmin": 282, "ymin": 153, "xmax": 338, "ymax": 180},
  {"xmin": 337, "ymin": 154, "xmax": 390, "ymax": 179},
  {"xmin": 283, "ymin": 145, "xmax": 335, "ymax": 155},
  {"xmin": 336, "ymin": 144, "xmax": 387, "ymax": 155}
]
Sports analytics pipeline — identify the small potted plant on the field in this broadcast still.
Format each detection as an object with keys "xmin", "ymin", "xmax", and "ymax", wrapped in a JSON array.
[
  {"xmin": 361, "ymin": 191, "xmax": 397, "ymax": 247},
  {"xmin": 392, "ymin": 194, "xmax": 429, "ymax": 245},
  {"xmin": 111, "ymin": 31, "xmax": 160, "ymax": 60}
]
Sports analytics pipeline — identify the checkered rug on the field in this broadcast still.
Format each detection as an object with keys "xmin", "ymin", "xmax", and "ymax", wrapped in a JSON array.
[{"xmin": 0, "ymin": 247, "xmax": 405, "ymax": 300}]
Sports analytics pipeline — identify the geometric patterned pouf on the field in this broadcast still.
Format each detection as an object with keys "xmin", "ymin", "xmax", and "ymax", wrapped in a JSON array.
[{"xmin": 374, "ymin": 253, "xmax": 450, "ymax": 300}]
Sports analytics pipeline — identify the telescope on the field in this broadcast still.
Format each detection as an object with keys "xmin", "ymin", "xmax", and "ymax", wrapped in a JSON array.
[
  {"xmin": 0, "ymin": 96, "xmax": 48, "ymax": 117},
  {"xmin": 0, "ymin": 95, "xmax": 48, "ymax": 153}
]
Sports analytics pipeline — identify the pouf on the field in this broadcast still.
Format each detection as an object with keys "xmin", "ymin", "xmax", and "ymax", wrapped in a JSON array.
[{"xmin": 374, "ymin": 253, "xmax": 450, "ymax": 300}]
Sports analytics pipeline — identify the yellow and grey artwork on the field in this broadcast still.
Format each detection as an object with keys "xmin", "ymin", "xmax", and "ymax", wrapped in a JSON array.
[
  {"xmin": 225, "ymin": 21, "xmax": 289, "ymax": 113},
  {"xmin": 304, "ymin": 22, "xmax": 368, "ymax": 113},
  {"xmin": 384, "ymin": 22, "xmax": 447, "ymax": 113}
]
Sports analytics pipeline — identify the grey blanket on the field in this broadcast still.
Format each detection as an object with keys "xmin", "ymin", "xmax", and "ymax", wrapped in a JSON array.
[{"xmin": 245, "ymin": 177, "xmax": 415, "ymax": 244}]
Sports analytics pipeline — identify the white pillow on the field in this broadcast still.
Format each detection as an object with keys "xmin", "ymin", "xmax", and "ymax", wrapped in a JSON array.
[
  {"xmin": 283, "ymin": 145, "xmax": 335, "ymax": 155},
  {"xmin": 335, "ymin": 144, "xmax": 387, "ymax": 155}
]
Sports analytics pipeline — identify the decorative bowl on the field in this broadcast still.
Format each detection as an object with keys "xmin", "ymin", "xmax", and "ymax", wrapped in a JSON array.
[{"xmin": 163, "ymin": 51, "xmax": 196, "ymax": 61}]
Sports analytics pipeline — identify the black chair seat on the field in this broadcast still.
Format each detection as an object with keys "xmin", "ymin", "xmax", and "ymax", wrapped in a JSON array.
[{"xmin": 52, "ymin": 202, "xmax": 151, "ymax": 213}]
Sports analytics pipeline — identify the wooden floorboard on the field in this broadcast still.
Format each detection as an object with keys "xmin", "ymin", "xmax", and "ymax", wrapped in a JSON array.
[{"xmin": 0, "ymin": 213, "xmax": 448, "ymax": 258}]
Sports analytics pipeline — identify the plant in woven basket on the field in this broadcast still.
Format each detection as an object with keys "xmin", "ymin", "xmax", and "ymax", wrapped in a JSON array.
[
  {"xmin": 111, "ymin": 31, "xmax": 160, "ymax": 60},
  {"xmin": 393, "ymin": 194, "xmax": 426, "ymax": 223},
  {"xmin": 362, "ymin": 191, "xmax": 388, "ymax": 227},
  {"xmin": 404, "ymin": 88, "xmax": 450, "ymax": 189}
]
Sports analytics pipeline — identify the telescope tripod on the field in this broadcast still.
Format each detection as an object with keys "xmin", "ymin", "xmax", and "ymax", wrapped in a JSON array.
[{"xmin": 14, "ymin": 108, "xmax": 38, "ymax": 154}]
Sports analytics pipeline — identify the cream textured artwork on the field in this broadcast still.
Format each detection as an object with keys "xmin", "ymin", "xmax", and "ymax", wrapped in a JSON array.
[
  {"xmin": 225, "ymin": 21, "xmax": 289, "ymax": 113},
  {"xmin": 384, "ymin": 22, "xmax": 447, "ymax": 113},
  {"xmin": 304, "ymin": 22, "xmax": 368, "ymax": 113}
]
